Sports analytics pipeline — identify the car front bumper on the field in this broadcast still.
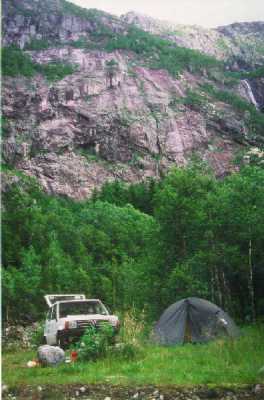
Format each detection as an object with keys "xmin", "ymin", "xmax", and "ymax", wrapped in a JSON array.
[
  {"xmin": 58, "ymin": 328, "xmax": 85, "ymax": 343},
  {"xmin": 57, "ymin": 325, "xmax": 119, "ymax": 343}
]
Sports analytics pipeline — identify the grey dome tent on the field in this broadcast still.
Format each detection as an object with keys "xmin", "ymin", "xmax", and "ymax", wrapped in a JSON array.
[{"xmin": 153, "ymin": 297, "xmax": 239, "ymax": 345}]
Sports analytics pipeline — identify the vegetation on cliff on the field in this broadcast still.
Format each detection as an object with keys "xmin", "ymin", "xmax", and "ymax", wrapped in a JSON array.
[
  {"xmin": 105, "ymin": 27, "xmax": 222, "ymax": 76},
  {"xmin": 183, "ymin": 83, "xmax": 264, "ymax": 142},
  {"xmin": 2, "ymin": 46, "xmax": 76, "ymax": 81}
]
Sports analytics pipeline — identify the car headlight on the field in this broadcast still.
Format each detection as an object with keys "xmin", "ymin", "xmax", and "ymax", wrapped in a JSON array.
[
  {"xmin": 69, "ymin": 321, "xmax": 77, "ymax": 329},
  {"xmin": 65, "ymin": 321, "xmax": 77, "ymax": 329}
]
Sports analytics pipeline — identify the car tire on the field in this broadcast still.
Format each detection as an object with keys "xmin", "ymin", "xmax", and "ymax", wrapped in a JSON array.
[{"xmin": 56, "ymin": 335, "xmax": 66, "ymax": 350}]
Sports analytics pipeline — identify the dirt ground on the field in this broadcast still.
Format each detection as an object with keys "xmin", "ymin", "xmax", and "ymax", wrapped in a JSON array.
[{"xmin": 2, "ymin": 384, "xmax": 264, "ymax": 400}]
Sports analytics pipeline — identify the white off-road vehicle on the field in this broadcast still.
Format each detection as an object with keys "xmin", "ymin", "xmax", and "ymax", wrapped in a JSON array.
[{"xmin": 44, "ymin": 294, "xmax": 120, "ymax": 347}]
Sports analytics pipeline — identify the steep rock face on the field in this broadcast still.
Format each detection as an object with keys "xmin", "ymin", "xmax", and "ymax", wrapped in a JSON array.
[
  {"xmin": 121, "ymin": 12, "xmax": 264, "ymax": 67},
  {"xmin": 218, "ymin": 21, "xmax": 264, "ymax": 36},
  {"xmin": 2, "ymin": 1, "xmax": 263, "ymax": 199},
  {"xmin": 120, "ymin": 12, "xmax": 264, "ymax": 111},
  {"xmin": 2, "ymin": 0, "xmax": 124, "ymax": 49},
  {"xmin": 121, "ymin": 12, "xmax": 230, "ymax": 61},
  {"xmin": 2, "ymin": 47, "xmax": 246, "ymax": 199}
]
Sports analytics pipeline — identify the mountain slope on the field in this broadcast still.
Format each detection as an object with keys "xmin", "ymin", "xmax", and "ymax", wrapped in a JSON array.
[
  {"xmin": 2, "ymin": 0, "xmax": 264, "ymax": 199},
  {"xmin": 121, "ymin": 12, "xmax": 264, "ymax": 66}
]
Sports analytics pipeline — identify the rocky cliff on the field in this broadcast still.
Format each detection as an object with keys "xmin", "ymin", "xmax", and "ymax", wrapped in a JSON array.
[
  {"xmin": 121, "ymin": 12, "xmax": 264, "ymax": 67},
  {"xmin": 2, "ymin": 0, "xmax": 264, "ymax": 199}
]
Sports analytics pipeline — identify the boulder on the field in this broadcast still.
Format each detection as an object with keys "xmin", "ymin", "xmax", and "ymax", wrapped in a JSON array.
[
  {"xmin": 37, "ymin": 345, "xmax": 65, "ymax": 367},
  {"xmin": 254, "ymin": 384, "xmax": 263, "ymax": 394}
]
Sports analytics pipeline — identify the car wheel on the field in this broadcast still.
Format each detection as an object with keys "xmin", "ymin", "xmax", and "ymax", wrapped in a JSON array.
[{"xmin": 56, "ymin": 335, "xmax": 66, "ymax": 349}]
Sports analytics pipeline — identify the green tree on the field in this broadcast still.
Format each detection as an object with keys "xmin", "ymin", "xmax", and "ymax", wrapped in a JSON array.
[
  {"xmin": 211, "ymin": 166, "xmax": 264, "ymax": 321},
  {"xmin": 105, "ymin": 59, "xmax": 119, "ymax": 88}
]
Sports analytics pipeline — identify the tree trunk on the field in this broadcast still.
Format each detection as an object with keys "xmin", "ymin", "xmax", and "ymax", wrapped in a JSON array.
[
  {"xmin": 210, "ymin": 264, "xmax": 222, "ymax": 307},
  {"xmin": 221, "ymin": 270, "xmax": 232, "ymax": 312},
  {"xmin": 6, "ymin": 305, "xmax": 9, "ymax": 324},
  {"xmin": 210, "ymin": 267, "xmax": 215, "ymax": 303},
  {"xmin": 215, "ymin": 267, "xmax": 223, "ymax": 307},
  {"xmin": 248, "ymin": 239, "xmax": 256, "ymax": 322},
  {"xmin": 112, "ymin": 262, "xmax": 117, "ymax": 309}
]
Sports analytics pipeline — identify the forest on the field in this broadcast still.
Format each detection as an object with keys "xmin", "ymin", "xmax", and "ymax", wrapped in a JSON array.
[{"xmin": 2, "ymin": 163, "xmax": 264, "ymax": 325}]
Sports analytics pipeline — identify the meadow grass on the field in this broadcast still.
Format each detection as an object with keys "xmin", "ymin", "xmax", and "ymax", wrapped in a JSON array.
[{"xmin": 2, "ymin": 325, "xmax": 264, "ymax": 387}]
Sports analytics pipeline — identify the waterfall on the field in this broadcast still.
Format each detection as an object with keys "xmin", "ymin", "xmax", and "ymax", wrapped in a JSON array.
[{"xmin": 241, "ymin": 79, "xmax": 259, "ymax": 110}]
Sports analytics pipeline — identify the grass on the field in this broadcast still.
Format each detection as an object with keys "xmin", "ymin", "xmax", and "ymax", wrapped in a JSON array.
[{"xmin": 2, "ymin": 325, "xmax": 264, "ymax": 387}]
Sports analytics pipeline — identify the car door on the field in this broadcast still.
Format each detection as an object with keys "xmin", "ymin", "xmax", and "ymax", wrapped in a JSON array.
[
  {"xmin": 45, "ymin": 305, "xmax": 58, "ymax": 345},
  {"xmin": 44, "ymin": 308, "xmax": 52, "ymax": 343}
]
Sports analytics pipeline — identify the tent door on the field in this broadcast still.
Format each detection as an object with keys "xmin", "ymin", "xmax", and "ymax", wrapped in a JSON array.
[{"xmin": 184, "ymin": 316, "xmax": 192, "ymax": 343}]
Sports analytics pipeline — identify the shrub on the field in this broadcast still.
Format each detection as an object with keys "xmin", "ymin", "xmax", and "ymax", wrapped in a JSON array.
[
  {"xmin": 35, "ymin": 62, "xmax": 76, "ymax": 82},
  {"xmin": 24, "ymin": 39, "xmax": 51, "ymax": 51},
  {"xmin": 225, "ymin": 66, "xmax": 264, "ymax": 80},
  {"xmin": 29, "ymin": 322, "xmax": 45, "ymax": 348},
  {"xmin": 2, "ymin": 46, "xmax": 36, "ymax": 77},
  {"xmin": 1, "ymin": 116, "xmax": 9, "ymax": 138},
  {"xmin": 75, "ymin": 323, "xmax": 114, "ymax": 361},
  {"xmin": 109, "ymin": 310, "xmax": 146, "ymax": 360},
  {"xmin": 67, "ymin": 38, "xmax": 97, "ymax": 49},
  {"xmin": 120, "ymin": 309, "xmax": 147, "ymax": 345},
  {"xmin": 110, "ymin": 341, "xmax": 139, "ymax": 360},
  {"xmin": 182, "ymin": 89, "xmax": 207, "ymax": 110},
  {"xmin": 75, "ymin": 315, "xmax": 143, "ymax": 362},
  {"xmin": 2, "ymin": 46, "xmax": 76, "ymax": 81}
]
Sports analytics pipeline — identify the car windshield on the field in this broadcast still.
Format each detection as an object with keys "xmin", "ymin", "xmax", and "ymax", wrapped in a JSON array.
[{"xmin": 59, "ymin": 301, "xmax": 108, "ymax": 318}]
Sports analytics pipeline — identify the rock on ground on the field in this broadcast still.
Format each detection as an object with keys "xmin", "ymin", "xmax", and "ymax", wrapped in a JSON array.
[
  {"xmin": 3, "ymin": 384, "xmax": 264, "ymax": 400},
  {"xmin": 37, "ymin": 345, "xmax": 65, "ymax": 366}
]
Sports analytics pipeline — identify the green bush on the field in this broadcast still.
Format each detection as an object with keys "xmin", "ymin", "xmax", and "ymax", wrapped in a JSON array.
[
  {"xmin": 76, "ymin": 323, "xmax": 115, "ymax": 361},
  {"xmin": 67, "ymin": 38, "xmax": 97, "ymax": 49},
  {"xmin": 110, "ymin": 342, "xmax": 139, "ymax": 360},
  {"xmin": 1, "ymin": 116, "xmax": 9, "ymax": 138},
  {"xmin": 2, "ymin": 46, "xmax": 76, "ymax": 81},
  {"xmin": 225, "ymin": 66, "xmax": 264, "ymax": 80},
  {"xmin": 29, "ymin": 323, "xmax": 45, "ymax": 348},
  {"xmin": 35, "ymin": 62, "xmax": 76, "ymax": 82},
  {"xmin": 24, "ymin": 39, "xmax": 51, "ymax": 51},
  {"xmin": 182, "ymin": 89, "xmax": 207, "ymax": 110},
  {"xmin": 2, "ymin": 46, "xmax": 36, "ymax": 77}
]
